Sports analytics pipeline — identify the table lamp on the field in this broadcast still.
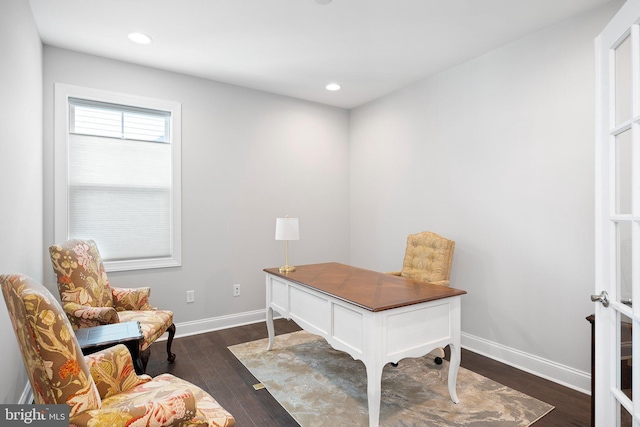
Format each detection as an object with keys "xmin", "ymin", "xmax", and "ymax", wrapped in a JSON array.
[{"xmin": 275, "ymin": 216, "xmax": 299, "ymax": 273}]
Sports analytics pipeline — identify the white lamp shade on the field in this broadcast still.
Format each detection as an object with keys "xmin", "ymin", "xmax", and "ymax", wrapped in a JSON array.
[{"xmin": 275, "ymin": 217, "xmax": 300, "ymax": 241}]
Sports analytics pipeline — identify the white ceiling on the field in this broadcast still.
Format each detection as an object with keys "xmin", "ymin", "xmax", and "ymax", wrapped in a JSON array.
[{"xmin": 29, "ymin": 0, "xmax": 613, "ymax": 109}]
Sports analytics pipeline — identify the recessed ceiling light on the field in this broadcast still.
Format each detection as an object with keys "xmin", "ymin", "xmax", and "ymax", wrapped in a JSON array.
[
  {"xmin": 316, "ymin": 0, "xmax": 333, "ymax": 4},
  {"xmin": 326, "ymin": 83, "xmax": 341, "ymax": 91},
  {"xmin": 128, "ymin": 32, "xmax": 152, "ymax": 45}
]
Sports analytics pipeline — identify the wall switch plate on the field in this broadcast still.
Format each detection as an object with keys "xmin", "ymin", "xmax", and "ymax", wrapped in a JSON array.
[
  {"xmin": 233, "ymin": 284, "xmax": 241, "ymax": 297},
  {"xmin": 186, "ymin": 290, "xmax": 195, "ymax": 303}
]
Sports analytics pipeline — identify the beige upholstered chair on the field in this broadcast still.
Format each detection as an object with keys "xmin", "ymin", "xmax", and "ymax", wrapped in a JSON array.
[
  {"xmin": 1, "ymin": 274, "xmax": 235, "ymax": 427},
  {"xmin": 388, "ymin": 231, "xmax": 455, "ymax": 363},
  {"xmin": 388, "ymin": 231, "xmax": 455, "ymax": 287},
  {"xmin": 49, "ymin": 239, "xmax": 175, "ymax": 373}
]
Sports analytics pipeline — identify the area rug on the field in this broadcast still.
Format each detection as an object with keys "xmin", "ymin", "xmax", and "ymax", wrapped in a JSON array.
[{"xmin": 228, "ymin": 331, "xmax": 554, "ymax": 427}]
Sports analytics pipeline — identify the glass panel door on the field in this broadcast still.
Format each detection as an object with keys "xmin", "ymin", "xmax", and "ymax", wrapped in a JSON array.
[{"xmin": 595, "ymin": 3, "xmax": 640, "ymax": 425}]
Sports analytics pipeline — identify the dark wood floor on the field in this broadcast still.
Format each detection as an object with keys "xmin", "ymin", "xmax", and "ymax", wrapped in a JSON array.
[{"xmin": 145, "ymin": 319, "xmax": 590, "ymax": 426}]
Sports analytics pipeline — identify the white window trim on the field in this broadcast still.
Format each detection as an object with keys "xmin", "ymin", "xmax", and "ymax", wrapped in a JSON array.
[{"xmin": 54, "ymin": 83, "xmax": 182, "ymax": 272}]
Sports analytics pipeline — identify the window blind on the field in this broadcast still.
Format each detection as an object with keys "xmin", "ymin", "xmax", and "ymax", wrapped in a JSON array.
[{"xmin": 67, "ymin": 98, "xmax": 173, "ymax": 262}]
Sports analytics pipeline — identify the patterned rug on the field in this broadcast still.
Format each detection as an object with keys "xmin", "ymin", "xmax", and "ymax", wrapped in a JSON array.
[{"xmin": 229, "ymin": 331, "xmax": 554, "ymax": 427}]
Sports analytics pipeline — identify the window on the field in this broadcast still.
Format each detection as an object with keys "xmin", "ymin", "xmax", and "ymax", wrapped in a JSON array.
[{"xmin": 55, "ymin": 84, "xmax": 181, "ymax": 271}]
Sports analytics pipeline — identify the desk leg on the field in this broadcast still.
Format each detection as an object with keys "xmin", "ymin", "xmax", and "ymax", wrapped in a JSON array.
[
  {"xmin": 365, "ymin": 362, "xmax": 384, "ymax": 427},
  {"xmin": 448, "ymin": 343, "xmax": 461, "ymax": 404},
  {"xmin": 266, "ymin": 306, "xmax": 275, "ymax": 350}
]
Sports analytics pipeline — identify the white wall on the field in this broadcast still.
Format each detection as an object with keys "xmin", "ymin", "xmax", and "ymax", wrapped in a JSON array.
[
  {"xmin": 43, "ymin": 47, "xmax": 350, "ymax": 331},
  {"xmin": 0, "ymin": 0, "xmax": 43, "ymax": 403},
  {"xmin": 349, "ymin": 1, "xmax": 623, "ymax": 392}
]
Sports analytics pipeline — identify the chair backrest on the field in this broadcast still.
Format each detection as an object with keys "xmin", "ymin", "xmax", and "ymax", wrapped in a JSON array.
[
  {"xmin": 49, "ymin": 239, "xmax": 114, "ymax": 308},
  {"xmin": 400, "ymin": 231, "xmax": 455, "ymax": 285},
  {"xmin": 1, "ymin": 274, "xmax": 101, "ymax": 415}
]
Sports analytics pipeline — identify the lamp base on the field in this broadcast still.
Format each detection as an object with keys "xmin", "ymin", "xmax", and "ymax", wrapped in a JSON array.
[{"xmin": 279, "ymin": 265, "xmax": 296, "ymax": 273}]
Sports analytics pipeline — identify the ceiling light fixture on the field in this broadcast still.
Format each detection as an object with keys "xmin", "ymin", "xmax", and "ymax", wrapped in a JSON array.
[
  {"xmin": 315, "ymin": 0, "xmax": 333, "ymax": 4},
  {"xmin": 128, "ymin": 32, "xmax": 152, "ymax": 45},
  {"xmin": 325, "ymin": 83, "xmax": 341, "ymax": 91}
]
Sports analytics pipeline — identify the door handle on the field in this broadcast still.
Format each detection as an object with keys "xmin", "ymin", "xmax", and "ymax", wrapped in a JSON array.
[{"xmin": 591, "ymin": 291, "xmax": 610, "ymax": 307}]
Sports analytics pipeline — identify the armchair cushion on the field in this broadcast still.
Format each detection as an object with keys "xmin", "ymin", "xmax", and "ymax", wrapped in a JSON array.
[
  {"xmin": 91, "ymin": 374, "xmax": 235, "ymax": 427},
  {"xmin": 71, "ymin": 383, "xmax": 197, "ymax": 427},
  {"xmin": 117, "ymin": 310, "xmax": 174, "ymax": 352},
  {"xmin": 163, "ymin": 375, "xmax": 237, "ymax": 427}
]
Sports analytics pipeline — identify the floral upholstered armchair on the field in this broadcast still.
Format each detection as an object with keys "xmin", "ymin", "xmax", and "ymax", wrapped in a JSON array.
[
  {"xmin": 388, "ymin": 231, "xmax": 455, "ymax": 363},
  {"xmin": 49, "ymin": 239, "xmax": 176, "ymax": 373},
  {"xmin": 1, "ymin": 274, "xmax": 235, "ymax": 427}
]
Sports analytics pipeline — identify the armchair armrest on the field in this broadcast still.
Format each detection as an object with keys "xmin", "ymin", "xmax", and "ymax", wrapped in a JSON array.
[
  {"xmin": 112, "ymin": 286, "xmax": 156, "ymax": 311},
  {"xmin": 63, "ymin": 302, "xmax": 119, "ymax": 328},
  {"xmin": 84, "ymin": 344, "xmax": 152, "ymax": 398},
  {"xmin": 386, "ymin": 271, "xmax": 401, "ymax": 276}
]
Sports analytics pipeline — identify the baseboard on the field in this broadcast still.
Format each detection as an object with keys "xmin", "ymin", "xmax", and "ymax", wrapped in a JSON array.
[
  {"xmin": 155, "ymin": 309, "xmax": 269, "ymax": 341},
  {"xmin": 461, "ymin": 332, "xmax": 591, "ymax": 395},
  {"xmin": 19, "ymin": 382, "xmax": 33, "ymax": 404}
]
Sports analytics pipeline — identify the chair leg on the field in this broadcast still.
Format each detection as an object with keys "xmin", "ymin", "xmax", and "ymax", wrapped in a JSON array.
[
  {"xmin": 166, "ymin": 323, "xmax": 176, "ymax": 363},
  {"xmin": 140, "ymin": 347, "xmax": 151, "ymax": 373},
  {"xmin": 430, "ymin": 347, "xmax": 446, "ymax": 365}
]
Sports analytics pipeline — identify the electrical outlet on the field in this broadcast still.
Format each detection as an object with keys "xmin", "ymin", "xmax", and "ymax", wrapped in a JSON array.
[
  {"xmin": 186, "ymin": 290, "xmax": 195, "ymax": 303},
  {"xmin": 233, "ymin": 284, "xmax": 241, "ymax": 297}
]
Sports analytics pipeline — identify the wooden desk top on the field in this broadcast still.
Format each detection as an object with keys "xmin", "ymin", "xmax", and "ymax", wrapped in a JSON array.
[{"xmin": 264, "ymin": 262, "xmax": 466, "ymax": 312}]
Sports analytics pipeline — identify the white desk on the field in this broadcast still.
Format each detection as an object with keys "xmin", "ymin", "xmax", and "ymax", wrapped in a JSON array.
[{"xmin": 265, "ymin": 262, "xmax": 466, "ymax": 427}]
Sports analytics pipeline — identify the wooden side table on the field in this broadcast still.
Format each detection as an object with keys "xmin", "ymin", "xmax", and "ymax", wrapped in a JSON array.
[{"xmin": 76, "ymin": 321, "xmax": 145, "ymax": 374}]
